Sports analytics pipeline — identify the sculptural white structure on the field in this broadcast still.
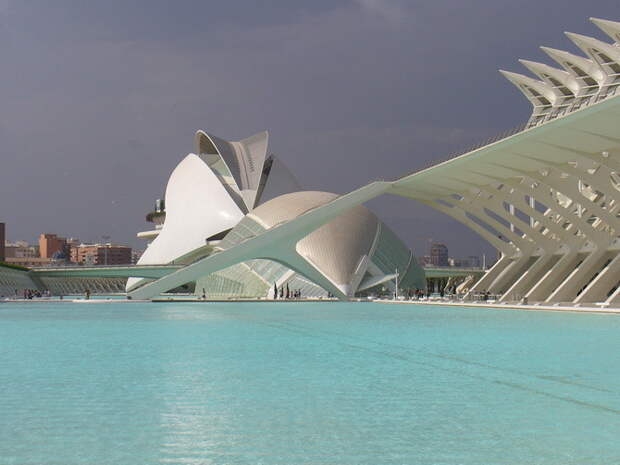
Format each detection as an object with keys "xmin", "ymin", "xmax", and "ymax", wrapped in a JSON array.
[
  {"xmin": 196, "ymin": 191, "xmax": 424, "ymax": 299},
  {"xmin": 129, "ymin": 132, "xmax": 423, "ymax": 299},
  {"xmin": 391, "ymin": 17, "xmax": 620, "ymax": 306},
  {"xmin": 130, "ymin": 17, "xmax": 620, "ymax": 307}
]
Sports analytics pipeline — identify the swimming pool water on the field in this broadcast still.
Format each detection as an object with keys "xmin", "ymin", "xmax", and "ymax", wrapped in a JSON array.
[{"xmin": 1, "ymin": 301, "xmax": 619, "ymax": 464}]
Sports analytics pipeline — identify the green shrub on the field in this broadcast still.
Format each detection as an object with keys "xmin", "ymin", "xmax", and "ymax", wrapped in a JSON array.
[{"xmin": 0, "ymin": 261, "xmax": 30, "ymax": 272}]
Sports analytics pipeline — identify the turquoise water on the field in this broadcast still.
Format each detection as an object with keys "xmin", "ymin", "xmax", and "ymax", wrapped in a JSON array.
[{"xmin": 1, "ymin": 302, "xmax": 620, "ymax": 464}]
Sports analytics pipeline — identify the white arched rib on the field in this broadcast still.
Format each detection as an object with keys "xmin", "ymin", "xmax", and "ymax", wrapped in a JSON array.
[
  {"xmin": 499, "ymin": 70, "xmax": 558, "ymax": 114},
  {"xmin": 518, "ymin": 59, "xmax": 579, "ymax": 96},
  {"xmin": 564, "ymin": 32, "xmax": 620, "ymax": 78},
  {"xmin": 540, "ymin": 46, "xmax": 606, "ymax": 85}
]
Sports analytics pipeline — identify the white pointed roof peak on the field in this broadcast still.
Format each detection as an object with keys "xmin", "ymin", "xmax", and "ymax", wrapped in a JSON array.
[
  {"xmin": 539, "ymin": 46, "xmax": 578, "ymax": 62},
  {"xmin": 564, "ymin": 31, "xmax": 609, "ymax": 48},
  {"xmin": 564, "ymin": 30, "xmax": 588, "ymax": 40},
  {"xmin": 563, "ymin": 31, "xmax": 618, "ymax": 81},
  {"xmin": 589, "ymin": 17, "xmax": 616, "ymax": 24},
  {"xmin": 499, "ymin": 70, "xmax": 558, "ymax": 107},
  {"xmin": 499, "ymin": 69, "xmax": 545, "ymax": 85},
  {"xmin": 539, "ymin": 45, "xmax": 604, "ymax": 82},
  {"xmin": 517, "ymin": 58, "xmax": 541, "ymax": 73},
  {"xmin": 518, "ymin": 59, "xmax": 559, "ymax": 73},
  {"xmin": 517, "ymin": 59, "xmax": 578, "ymax": 95},
  {"xmin": 590, "ymin": 17, "xmax": 620, "ymax": 42}
]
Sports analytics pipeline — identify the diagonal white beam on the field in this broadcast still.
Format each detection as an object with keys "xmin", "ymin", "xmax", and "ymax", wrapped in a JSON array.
[{"xmin": 129, "ymin": 182, "xmax": 391, "ymax": 300}]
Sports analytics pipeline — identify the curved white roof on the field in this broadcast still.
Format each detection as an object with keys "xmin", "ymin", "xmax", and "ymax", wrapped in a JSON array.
[
  {"xmin": 249, "ymin": 191, "xmax": 339, "ymax": 228},
  {"xmin": 131, "ymin": 130, "xmax": 303, "ymax": 292},
  {"xmin": 194, "ymin": 130, "xmax": 270, "ymax": 210},
  {"xmin": 247, "ymin": 191, "xmax": 380, "ymax": 287},
  {"xmin": 128, "ymin": 153, "xmax": 245, "ymax": 291}
]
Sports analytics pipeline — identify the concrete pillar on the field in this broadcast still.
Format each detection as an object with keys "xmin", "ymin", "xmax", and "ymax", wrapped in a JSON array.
[
  {"xmin": 546, "ymin": 247, "xmax": 611, "ymax": 303},
  {"xmin": 500, "ymin": 253, "xmax": 561, "ymax": 303},
  {"xmin": 525, "ymin": 248, "xmax": 585, "ymax": 301},
  {"xmin": 468, "ymin": 255, "xmax": 513, "ymax": 296},
  {"xmin": 575, "ymin": 251, "xmax": 620, "ymax": 303}
]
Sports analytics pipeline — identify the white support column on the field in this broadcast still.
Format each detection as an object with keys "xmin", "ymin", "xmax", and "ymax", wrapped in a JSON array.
[
  {"xmin": 452, "ymin": 190, "xmax": 558, "ymax": 297},
  {"xmin": 425, "ymin": 190, "xmax": 537, "ymax": 294},
  {"xmin": 468, "ymin": 255, "xmax": 513, "ymax": 296},
  {"xmin": 475, "ymin": 179, "xmax": 582, "ymax": 301},
  {"xmin": 546, "ymin": 247, "xmax": 611, "ymax": 303},
  {"xmin": 575, "ymin": 251, "xmax": 620, "ymax": 303},
  {"xmin": 416, "ymin": 198, "xmax": 517, "ymax": 298},
  {"xmin": 605, "ymin": 280, "xmax": 620, "ymax": 305},
  {"xmin": 525, "ymin": 250, "xmax": 584, "ymax": 301}
]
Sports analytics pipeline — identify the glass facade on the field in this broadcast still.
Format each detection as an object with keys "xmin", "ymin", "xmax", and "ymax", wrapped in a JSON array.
[
  {"xmin": 195, "ymin": 262, "xmax": 269, "ymax": 298},
  {"xmin": 368, "ymin": 224, "xmax": 424, "ymax": 291}
]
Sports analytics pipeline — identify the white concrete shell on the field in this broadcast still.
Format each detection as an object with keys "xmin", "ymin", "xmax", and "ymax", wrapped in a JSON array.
[
  {"xmin": 192, "ymin": 191, "xmax": 424, "ymax": 299},
  {"xmin": 130, "ymin": 130, "xmax": 300, "ymax": 292},
  {"xmin": 130, "ymin": 16, "xmax": 620, "ymax": 307},
  {"xmin": 127, "ymin": 153, "xmax": 245, "ymax": 291},
  {"xmin": 129, "ymin": 182, "xmax": 394, "ymax": 300},
  {"xmin": 194, "ymin": 130, "xmax": 270, "ymax": 211},
  {"xmin": 131, "ymin": 79, "xmax": 620, "ymax": 304}
]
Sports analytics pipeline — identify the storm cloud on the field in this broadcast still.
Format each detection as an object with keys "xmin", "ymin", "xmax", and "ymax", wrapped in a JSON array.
[{"xmin": 1, "ymin": 0, "xmax": 618, "ymax": 258}]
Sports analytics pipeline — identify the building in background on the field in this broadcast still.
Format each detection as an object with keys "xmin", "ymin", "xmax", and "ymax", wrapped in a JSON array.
[
  {"xmin": 3, "ymin": 232, "xmax": 49, "ymax": 267},
  {"xmin": 467, "ymin": 255, "xmax": 482, "ymax": 268},
  {"xmin": 66, "ymin": 238, "xmax": 81, "ymax": 252},
  {"xmin": 5, "ymin": 257, "xmax": 53, "ymax": 267},
  {"xmin": 71, "ymin": 244, "xmax": 132, "ymax": 265},
  {"xmin": 131, "ymin": 250, "xmax": 143, "ymax": 265},
  {"xmin": 4, "ymin": 241, "xmax": 38, "ymax": 259},
  {"xmin": 39, "ymin": 234, "xmax": 68, "ymax": 259},
  {"xmin": 430, "ymin": 243, "xmax": 449, "ymax": 267}
]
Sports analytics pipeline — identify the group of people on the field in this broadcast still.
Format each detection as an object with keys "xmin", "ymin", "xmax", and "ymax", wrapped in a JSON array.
[
  {"xmin": 273, "ymin": 284, "xmax": 302, "ymax": 300},
  {"xmin": 407, "ymin": 289, "xmax": 430, "ymax": 300},
  {"xmin": 22, "ymin": 289, "xmax": 51, "ymax": 299}
]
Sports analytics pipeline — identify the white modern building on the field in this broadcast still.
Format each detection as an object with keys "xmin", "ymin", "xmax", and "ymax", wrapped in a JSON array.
[
  {"xmin": 394, "ymin": 16, "xmax": 620, "ymax": 306},
  {"xmin": 6, "ymin": 16, "xmax": 616, "ymax": 306},
  {"xmin": 128, "ymin": 130, "xmax": 297, "ymax": 291},
  {"xmin": 196, "ymin": 191, "xmax": 423, "ymax": 299},
  {"xmin": 130, "ymin": 131, "xmax": 424, "ymax": 298},
  {"xmin": 129, "ymin": 17, "xmax": 620, "ymax": 307}
]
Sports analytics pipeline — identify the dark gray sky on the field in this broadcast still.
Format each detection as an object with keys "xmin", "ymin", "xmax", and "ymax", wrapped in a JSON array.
[{"xmin": 1, "ymin": 0, "xmax": 618, "ymax": 258}]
